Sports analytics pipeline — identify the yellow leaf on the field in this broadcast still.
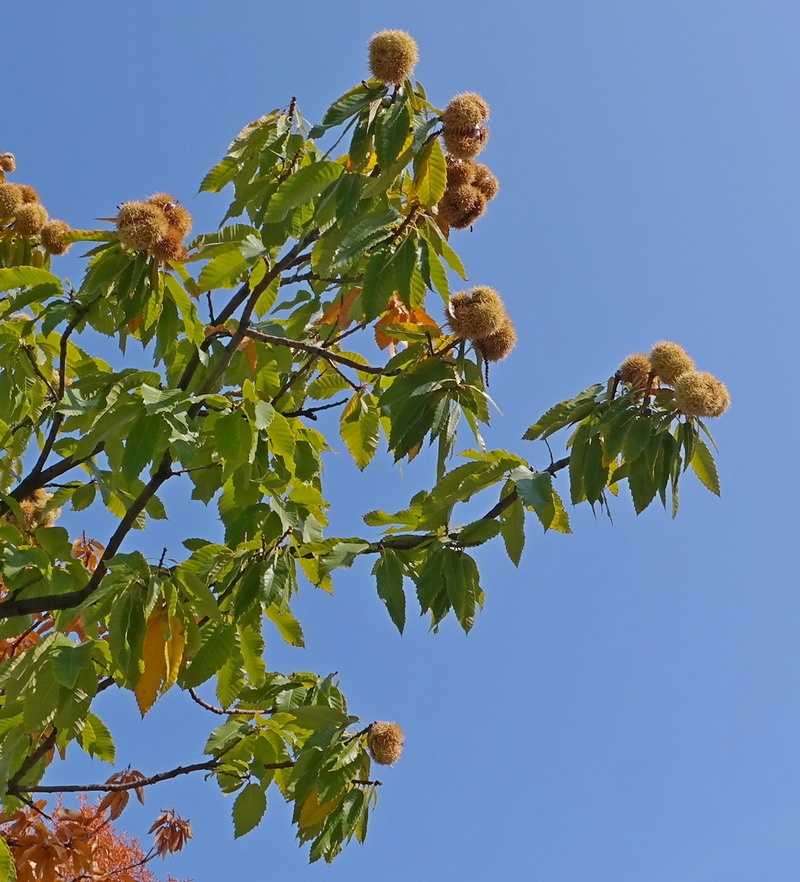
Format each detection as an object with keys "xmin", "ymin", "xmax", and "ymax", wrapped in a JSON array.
[
  {"xmin": 163, "ymin": 617, "xmax": 186, "ymax": 692},
  {"xmin": 412, "ymin": 137, "xmax": 447, "ymax": 208},
  {"xmin": 135, "ymin": 608, "xmax": 168, "ymax": 717},
  {"xmin": 298, "ymin": 786, "xmax": 345, "ymax": 829}
]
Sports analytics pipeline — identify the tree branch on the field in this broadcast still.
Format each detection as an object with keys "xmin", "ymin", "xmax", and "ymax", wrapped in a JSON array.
[
  {"xmin": 8, "ymin": 730, "xmax": 57, "ymax": 792},
  {"xmin": 13, "ymin": 759, "xmax": 295, "ymax": 795},
  {"xmin": 0, "ymin": 447, "xmax": 102, "ymax": 520},
  {"xmin": 242, "ymin": 328, "xmax": 396, "ymax": 376}
]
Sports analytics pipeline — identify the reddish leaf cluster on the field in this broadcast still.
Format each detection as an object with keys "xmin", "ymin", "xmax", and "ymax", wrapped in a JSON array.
[
  {"xmin": 0, "ymin": 797, "xmax": 190, "ymax": 882},
  {"xmin": 72, "ymin": 533, "xmax": 106, "ymax": 573}
]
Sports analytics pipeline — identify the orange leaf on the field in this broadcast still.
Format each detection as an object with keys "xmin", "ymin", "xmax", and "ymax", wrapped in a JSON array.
[
  {"xmin": 239, "ymin": 338, "xmax": 258, "ymax": 375},
  {"xmin": 317, "ymin": 287, "xmax": 361, "ymax": 330},
  {"xmin": 408, "ymin": 306, "xmax": 441, "ymax": 330}
]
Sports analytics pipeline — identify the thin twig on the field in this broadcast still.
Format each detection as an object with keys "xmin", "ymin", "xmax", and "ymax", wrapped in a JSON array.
[
  {"xmin": 322, "ymin": 319, "xmax": 369, "ymax": 348},
  {"xmin": 20, "ymin": 346, "xmax": 57, "ymax": 397},
  {"xmin": 325, "ymin": 359, "xmax": 360, "ymax": 392},
  {"xmin": 280, "ymin": 272, "xmax": 361, "ymax": 288},
  {"xmin": 188, "ymin": 689, "xmax": 275, "ymax": 717},
  {"xmin": 270, "ymin": 352, "xmax": 319, "ymax": 409},
  {"xmin": 281, "ymin": 398, "xmax": 348, "ymax": 420},
  {"xmin": 343, "ymin": 723, "xmax": 373, "ymax": 744},
  {"xmin": 170, "ymin": 463, "xmax": 221, "ymax": 477},
  {"xmin": 18, "ymin": 794, "xmax": 53, "ymax": 820}
]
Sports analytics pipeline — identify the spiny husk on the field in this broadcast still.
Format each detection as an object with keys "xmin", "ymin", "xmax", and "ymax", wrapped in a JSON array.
[
  {"xmin": 368, "ymin": 30, "xmax": 419, "ymax": 84},
  {"xmin": 674, "ymin": 370, "xmax": 730, "ymax": 417},
  {"xmin": 442, "ymin": 92, "xmax": 490, "ymax": 129},
  {"xmin": 442, "ymin": 124, "xmax": 489, "ymax": 160},
  {"xmin": 471, "ymin": 162, "xmax": 499, "ymax": 200},
  {"xmin": 476, "ymin": 316, "xmax": 517, "ymax": 361},
  {"xmin": 147, "ymin": 193, "xmax": 192, "ymax": 237},
  {"xmin": 18, "ymin": 184, "xmax": 39, "ymax": 204},
  {"xmin": 116, "ymin": 201, "xmax": 170, "ymax": 251},
  {"xmin": 40, "ymin": 219, "xmax": 72, "ymax": 256},
  {"xmin": 153, "ymin": 229, "xmax": 189, "ymax": 263},
  {"xmin": 437, "ymin": 184, "xmax": 487, "ymax": 229},
  {"xmin": 439, "ymin": 159, "xmax": 497, "ymax": 229},
  {"xmin": 0, "ymin": 153, "xmax": 16, "ymax": 173},
  {"xmin": 14, "ymin": 203, "xmax": 48, "ymax": 236},
  {"xmin": 649, "ymin": 341, "xmax": 694, "ymax": 385},
  {"xmin": 447, "ymin": 286, "xmax": 508, "ymax": 339},
  {"xmin": 445, "ymin": 157, "xmax": 476, "ymax": 188},
  {"xmin": 0, "ymin": 183, "xmax": 23, "ymax": 220},
  {"xmin": 367, "ymin": 721, "xmax": 404, "ymax": 766},
  {"xmin": 618, "ymin": 353, "xmax": 652, "ymax": 389},
  {"xmin": 7, "ymin": 488, "xmax": 60, "ymax": 534}
]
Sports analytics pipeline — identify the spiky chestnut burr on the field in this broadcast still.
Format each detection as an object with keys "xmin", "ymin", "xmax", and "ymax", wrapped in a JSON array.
[
  {"xmin": 116, "ymin": 201, "xmax": 169, "ymax": 251},
  {"xmin": 447, "ymin": 286, "xmax": 508, "ymax": 339},
  {"xmin": 367, "ymin": 722, "xmax": 404, "ymax": 765},
  {"xmin": 40, "ymin": 220, "xmax": 72, "ymax": 256},
  {"xmin": 649, "ymin": 341, "xmax": 695, "ymax": 385},
  {"xmin": 476, "ymin": 316, "xmax": 517, "ymax": 361},
  {"xmin": 14, "ymin": 203, "xmax": 48, "ymax": 236},
  {"xmin": 618, "ymin": 353, "xmax": 652, "ymax": 389},
  {"xmin": 674, "ymin": 371, "xmax": 730, "ymax": 417},
  {"xmin": 368, "ymin": 30, "xmax": 419, "ymax": 84}
]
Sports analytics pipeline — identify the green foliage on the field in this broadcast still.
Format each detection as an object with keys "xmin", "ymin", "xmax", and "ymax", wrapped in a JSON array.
[{"xmin": 0, "ymin": 43, "xmax": 726, "ymax": 869}]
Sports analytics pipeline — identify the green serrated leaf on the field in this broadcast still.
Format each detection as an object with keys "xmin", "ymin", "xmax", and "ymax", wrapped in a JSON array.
[
  {"xmin": 323, "ymin": 83, "xmax": 386, "ymax": 126},
  {"xmin": 181, "ymin": 622, "xmax": 236, "ymax": 688},
  {"xmin": 0, "ymin": 266, "xmax": 62, "ymax": 293},
  {"xmin": 373, "ymin": 550, "xmax": 405, "ymax": 633},
  {"xmin": 120, "ymin": 414, "xmax": 164, "ymax": 479},
  {"xmin": 690, "ymin": 437, "xmax": 720, "ymax": 495},
  {"xmin": 568, "ymin": 423, "xmax": 590, "ymax": 504},
  {"xmin": 233, "ymin": 782, "xmax": 268, "ymax": 838},
  {"xmin": 51, "ymin": 641, "xmax": 95, "ymax": 689},
  {"xmin": 266, "ymin": 605, "xmax": 305, "ymax": 647},
  {"xmin": 523, "ymin": 385, "xmax": 604, "ymax": 441},
  {"xmin": 457, "ymin": 518, "xmax": 502, "ymax": 545},
  {"xmin": 264, "ymin": 161, "xmax": 343, "ymax": 224},
  {"xmin": 340, "ymin": 392, "xmax": 379, "ymax": 470},
  {"xmin": 583, "ymin": 435, "xmax": 609, "ymax": 504},
  {"xmin": 361, "ymin": 249, "xmax": 395, "ymax": 320},
  {"xmin": 628, "ymin": 454, "xmax": 657, "ymax": 514},
  {"xmin": 499, "ymin": 495, "xmax": 525, "ymax": 566},
  {"xmin": 376, "ymin": 99, "xmax": 412, "ymax": 168},
  {"xmin": 197, "ymin": 249, "xmax": 249, "ymax": 292},
  {"xmin": 78, "ymin": 712, "xmax": 116, "ymax": 763},
  {"xmin": 199, "ymin": 155, "xmax": 239, "ymax": 193}
]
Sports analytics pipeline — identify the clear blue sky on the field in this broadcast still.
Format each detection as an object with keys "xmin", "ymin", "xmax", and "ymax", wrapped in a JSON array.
[{"xmin": 4, "ymin": 1, "xmax": 800, "ymax": 879}]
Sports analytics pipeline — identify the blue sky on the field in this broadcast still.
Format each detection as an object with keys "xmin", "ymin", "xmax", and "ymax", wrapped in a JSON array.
[{"xmin": 4, "ymin": 1, "xmax": 800, "ymax": 879}]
